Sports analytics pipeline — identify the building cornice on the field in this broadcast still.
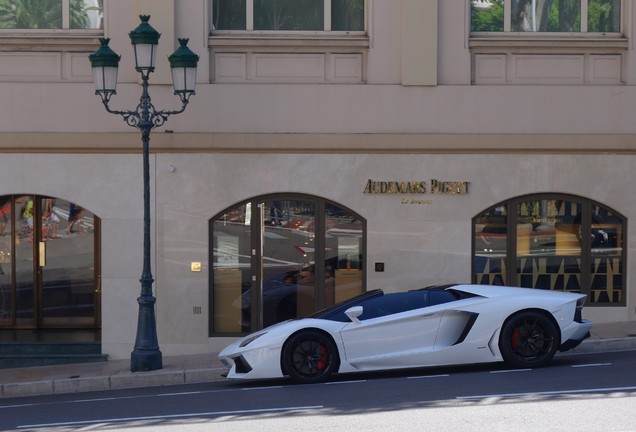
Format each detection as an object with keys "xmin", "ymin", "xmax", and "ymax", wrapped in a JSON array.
[{"xmin": 0, "ymin": 132, "xmax": 635, "ymax": 155}]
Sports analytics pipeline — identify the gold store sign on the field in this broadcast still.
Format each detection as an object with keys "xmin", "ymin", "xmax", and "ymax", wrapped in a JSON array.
[{"xmin": 363, "ymin": 179, "xmax": 471, "ymax": 195}]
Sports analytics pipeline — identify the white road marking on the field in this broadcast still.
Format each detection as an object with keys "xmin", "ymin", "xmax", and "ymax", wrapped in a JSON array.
[
  {"xmin": 571, "ymin": 363, "xmax": 612, "ymax": 368},
  {"xmin": 158, "ymin": 391, "xmax": 204, "ymax": 396},
  {"xmin": 325, "ymin": 380, "xmax": 367, "ymax": 385},
  {"xmin": 489, "ymin": 369, "xmax": 532, "ymax": 374},
  {"xmin": 17, "ymin": 405, "xmax": 325, "ymax": 429},
  {"xmin": 457, "ymin": 386, "xmax": 636, "ymax": 400},
  {"xmin": 241, "ymin": 386, "xmax": 284, "ymax": 391},
  {"xmin": 407, "ymin": 374, "xmax": 450, "ymax": 380}
]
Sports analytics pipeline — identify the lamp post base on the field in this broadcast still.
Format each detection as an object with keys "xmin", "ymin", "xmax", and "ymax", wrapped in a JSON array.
[{"xmin": 131, "ymin": 349, "xmax": 163, "ymax": 372}]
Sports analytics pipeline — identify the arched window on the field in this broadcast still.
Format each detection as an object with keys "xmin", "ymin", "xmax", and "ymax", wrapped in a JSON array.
[
  {"xmin": 473, "ymin": 194, "xmax": 625, "ymax": 306},
  {"xmin": 210, "ymin": 194, "xmax": 366, "ymax": 335}
]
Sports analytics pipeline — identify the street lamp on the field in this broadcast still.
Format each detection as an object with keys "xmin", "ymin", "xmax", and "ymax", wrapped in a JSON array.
[{"xmin": 89, "ymin": 15, "xmax": 199, "ymax": 372}]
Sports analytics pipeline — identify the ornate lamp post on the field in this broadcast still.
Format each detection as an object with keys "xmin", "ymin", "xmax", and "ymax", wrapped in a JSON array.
[{"xmin": 89, "ymin": 15, "xmax": 199, "ymax": 372}]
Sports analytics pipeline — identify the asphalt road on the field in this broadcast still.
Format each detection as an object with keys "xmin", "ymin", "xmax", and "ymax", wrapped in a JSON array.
[{"xmin": 1, "ymin": 350, "xmax": 635, "ymax": 432}]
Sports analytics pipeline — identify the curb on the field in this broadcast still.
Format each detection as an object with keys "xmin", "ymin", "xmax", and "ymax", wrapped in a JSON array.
[
  {"xmin": 566, "ymin": 337, "xmax": 636, "ymax": 355},
  {"xmin": 1, "ymin": 367, "xmax": 227, "ymax": 399}
]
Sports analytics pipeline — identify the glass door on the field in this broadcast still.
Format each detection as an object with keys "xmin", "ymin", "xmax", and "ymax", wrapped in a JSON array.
[
  {"xmin": 212, "ymin": 203, "xmax": 253, "ymax": 333},
  {"xmin": 211, "ymin": 194, "xmax": 366, "ymax": 335},
  {"xmin": 14, "ymin": 195, "xmax": 36, "ymax": 327},
  {"xmin": 39, "ymin": 198, "xmax": 100, "ymax": 327},
  {"xmin": 0, "ymin": 195, "xmax": 101, "ymax": 329},
  {"xmin": 259, "ymin": 199, "xmax": 317, "ymax": 328}
]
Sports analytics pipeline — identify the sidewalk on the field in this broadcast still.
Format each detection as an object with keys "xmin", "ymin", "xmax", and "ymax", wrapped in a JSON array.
[{"xmin": 1, "ymin": 321, "xmax": 635, "ymax": 399}]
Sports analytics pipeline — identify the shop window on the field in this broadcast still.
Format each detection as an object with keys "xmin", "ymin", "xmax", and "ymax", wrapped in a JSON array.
[
  {"xmin": 0, "ymin": 0, "xmax": 103, "ymax": 30},
  {"xmin": 211, "ymin": 0, "xmax": 365, "ymax": 32},
  {"xmin": 210, "ymin": 194, "xmax": 366, "ymax": 335},
  {"xmin": 473, "ymin": 194, "xmax": 625, "ymax": 306}
]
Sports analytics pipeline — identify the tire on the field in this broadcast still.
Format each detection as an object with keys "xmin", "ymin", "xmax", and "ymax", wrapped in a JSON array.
[
  {"xmin": 282, "ymin": 330, "xmax": 339, "ymax": 384},
  {"xmin": 499, "ymin": 311, "xmax": 560, "ymax": 368}
]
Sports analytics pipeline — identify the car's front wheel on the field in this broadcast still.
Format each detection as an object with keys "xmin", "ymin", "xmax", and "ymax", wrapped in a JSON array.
[
  {"xmin": 282, "ymin": 330, "xmax": 339, "ymax": 384},
  {"xmin": 499, "ymin": 311, "xmax": 559, "ymax": 368}
]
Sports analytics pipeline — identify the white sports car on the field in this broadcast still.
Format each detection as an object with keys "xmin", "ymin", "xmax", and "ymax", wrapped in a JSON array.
[{"xmin": 219, "ymin": 284, "xmax": 592, "ymax": 384}]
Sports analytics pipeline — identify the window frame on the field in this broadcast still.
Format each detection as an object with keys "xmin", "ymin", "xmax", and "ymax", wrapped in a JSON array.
[
  {"xmin": 469, "ymin": 0, "xmax": 624, "ymax": 36},
  {"xmin": 210, "ymin": 0, "xmax": 367, "ymax": 36}
]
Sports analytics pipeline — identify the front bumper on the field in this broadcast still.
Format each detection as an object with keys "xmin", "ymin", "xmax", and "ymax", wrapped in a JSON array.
[{"xmin": 219, "ymin": 344, "xmax": 285, "ymax": 380}]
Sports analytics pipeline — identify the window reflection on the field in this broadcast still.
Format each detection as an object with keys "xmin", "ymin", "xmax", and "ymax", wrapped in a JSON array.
[
  {"xmin": 15, "ymin": 195, "xmax": 35, "ymax": 326},
  {"xmin": 40, "ymin": 198, "xmax": 97, "ymax": 326},
  {"xmin": 0, "ymin": 195, "xmax": 99, "ymax": 328},
  {"xmin": 0, "ymin": 0, "xmax": 103, "ymax": 30},
  {"xmin": 212, "ymin": 203, "xmax": 252, "ymax": 333},
  {"xmin": 211, "ymin": 196, "xmax": 365, "ymax": 334},
  {"xmin": 588, "ymin": 0, "xmax": 620, "ymax": 32},
  {"xmin": 474, "ymin": 205, "xmax": 507, "ymax": 286},
  {"xmin": 325, "ymin": 203, "xmax": 363, "ymax": 307},
  {"xmin": 0, "ymin": 197, "xmax": 12, "ymax": 326},
  {"xmin": 512, "ymin": 0, "xmax": 581, "ymax": 32},
  {"xmin": 473, "ymin": 195, "xmax": 625, "ymax": 306},
  {"xmin": 73, "ymin": 0, "xmax": 104, "ymax": 30},
  {"xmin": 516, "ymin": 199, "xmax": 582, "ymax": 291},
  {"xmin": 471, "ymin": 0, "xmax": 620, "ymax": 33},
  {"xmin": 255, "ymin": 0, "xmax": 323, "ymax": 30},
  {"xmin": 261, "ymin": 199, "xmax": 317, "ymax": 328},
  {"xmin": 331, "ymin": 0, "xmax": 364, "ymax": 31},
  {"xmin": 211, "ymin": 0, "xmax": 365, "ymax": 31},
  {"xmin": 590, "ymin": 204, "xmax": 623, "ymax": 304},
  {"xmin": 516, "ymin": 200, "xmax": 581, "ymax": 257}
]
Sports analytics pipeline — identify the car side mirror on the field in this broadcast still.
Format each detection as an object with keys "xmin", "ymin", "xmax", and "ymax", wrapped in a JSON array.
[{"xmin": 345, "ymin": 306, "xmax": 363, "ymax": 324}]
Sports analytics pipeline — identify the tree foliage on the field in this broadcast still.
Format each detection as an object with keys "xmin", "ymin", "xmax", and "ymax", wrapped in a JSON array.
[
  {"xmin": 471, "ymin": 0, "xmax": 619, "ymax": 33},
  {"xmin": 0, "ymin": 0, "xmax": 100, "ymax": 29},
  {"xmin": 471, "ymin": 0, "xmax": 504, "ymax": 32}
]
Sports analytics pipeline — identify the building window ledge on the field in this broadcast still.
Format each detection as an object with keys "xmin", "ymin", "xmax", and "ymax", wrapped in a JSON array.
[
  {"xmin": 209, "ymin": 34, "xmax": 369, "ymax": 51},
  {"xmin": 0, "ymin": 33, "xmax": 101, "ymax": 52},
  {"xmin": 469, "ymin": 35, "xmax": 628, "ymax": 52}
]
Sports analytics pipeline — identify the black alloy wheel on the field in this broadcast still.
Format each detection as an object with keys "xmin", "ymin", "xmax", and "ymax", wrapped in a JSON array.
[
  {"xmin": 282, "ymin": 330, "xmax": 339, "ymax": 384},
  {"xmin": 499, "ymin": 311, "xmax": 560, "ymax": 368}
]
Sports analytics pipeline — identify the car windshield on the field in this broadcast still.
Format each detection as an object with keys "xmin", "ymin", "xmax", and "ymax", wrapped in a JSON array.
[{"xmin": 310, "ymin": 289, "xmax": 384, "ymax": 321}]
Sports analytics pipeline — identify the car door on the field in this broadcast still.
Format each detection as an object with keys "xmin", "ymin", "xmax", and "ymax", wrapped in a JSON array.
[{"xmin": 338, "ymin": 292, "xmax": 443, "ymax": 370}]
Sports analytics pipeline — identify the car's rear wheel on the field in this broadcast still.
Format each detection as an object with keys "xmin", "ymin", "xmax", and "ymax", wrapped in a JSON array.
[
  {"xmin": 282, "ymin": 330, "xmax": 339, "ymax": 384},
  {"xmin": 499, "ymin": 311, "xmax": 559, "ymax": 368}
]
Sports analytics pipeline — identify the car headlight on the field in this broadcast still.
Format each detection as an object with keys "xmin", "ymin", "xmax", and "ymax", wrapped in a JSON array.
[{"xmin": 239, "ymin": 332, "xmax": 266, "ymax": 348}]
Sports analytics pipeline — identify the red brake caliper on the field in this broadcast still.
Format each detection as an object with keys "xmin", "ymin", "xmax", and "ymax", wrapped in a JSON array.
[
  {"xmin": 316, "ymin": 345, "xmax": 327, "ymax": 371},
  {"xmin": 511, "ymin": 328, "xmax": 521, "ymax": 350}
]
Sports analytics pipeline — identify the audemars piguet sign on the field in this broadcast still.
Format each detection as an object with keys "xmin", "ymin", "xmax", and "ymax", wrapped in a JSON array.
[{"xmin": 363, "ymin": 179, "xmax": 471, "ymax": 195}]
